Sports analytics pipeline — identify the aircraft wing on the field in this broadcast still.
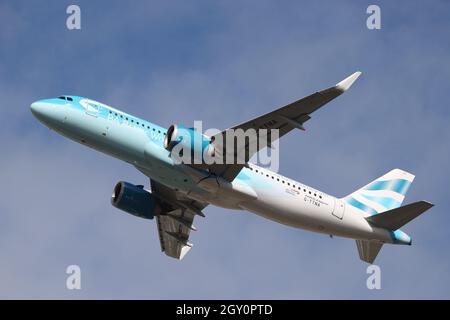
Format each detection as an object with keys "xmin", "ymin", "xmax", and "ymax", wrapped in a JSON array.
[
  {"xmin": 150, "ymin": 179, "xmax": 208, "ymax": 260},
  {"xmin": 209, "ymin": 71, "xmax": 362, "ymax": 181}
]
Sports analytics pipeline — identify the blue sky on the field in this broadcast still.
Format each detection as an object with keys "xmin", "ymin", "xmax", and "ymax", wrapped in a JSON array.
[{"xmin": 1, "ymin": 0, "xmax": 449, "ymax": 299}]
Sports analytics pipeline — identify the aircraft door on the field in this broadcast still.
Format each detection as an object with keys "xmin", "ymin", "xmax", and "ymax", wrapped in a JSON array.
[{"xmin": 332, "ymin": 199, "xmax": 345, "ymax": 219}]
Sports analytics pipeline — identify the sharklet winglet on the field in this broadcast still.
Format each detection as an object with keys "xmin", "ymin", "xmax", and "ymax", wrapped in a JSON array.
[{"xmin": 336, "ymin": 71, "xmax": 362, "ymax": 92}]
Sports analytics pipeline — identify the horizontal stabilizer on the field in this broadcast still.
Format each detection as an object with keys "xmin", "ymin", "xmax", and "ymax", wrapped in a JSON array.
[
  {"xmin": 366, "ymin": 201, "xmax": 433, "ymax": 231},
  {"xmin": 356, "ymin": 240, "xmax": 383, "ymax": 264}
]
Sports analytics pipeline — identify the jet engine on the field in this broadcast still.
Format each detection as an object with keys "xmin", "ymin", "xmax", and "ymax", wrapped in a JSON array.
[
  {"xmin": 164, "ymin": 124, "xmax": 215, "ymax": 163},
  {"xmin": 111, "ymin": 181, "xmax": 162, "ymax": 219}
]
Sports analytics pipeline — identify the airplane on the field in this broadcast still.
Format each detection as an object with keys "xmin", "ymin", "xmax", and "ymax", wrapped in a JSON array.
[{"xmin": 30, "ymin": 71, "xmax": 433, "ymax": 263}]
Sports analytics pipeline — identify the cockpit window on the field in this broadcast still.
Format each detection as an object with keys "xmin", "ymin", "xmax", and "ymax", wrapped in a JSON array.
[{"xmin": 58, "ymin": 96, "xmax": 73, "ymax": 101}]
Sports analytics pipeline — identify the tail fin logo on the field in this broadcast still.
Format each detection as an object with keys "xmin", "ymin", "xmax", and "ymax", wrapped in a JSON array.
[
  {"xmin": 364, "ymin": 179, "xmax": 411, "ymax": 195},
  {"xmin": 343, "ymin": 169, "xmax": 415, "ymax": 216}
]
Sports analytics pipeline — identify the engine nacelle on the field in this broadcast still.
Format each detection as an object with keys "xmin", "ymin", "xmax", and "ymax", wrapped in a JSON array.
[
  {"xmin": 164, "ymin": 124, "xmax": 214, "ymax": 163},
  {"xmin": 111, "ymin": 181, "xmax": 162, "ymax": 219}
]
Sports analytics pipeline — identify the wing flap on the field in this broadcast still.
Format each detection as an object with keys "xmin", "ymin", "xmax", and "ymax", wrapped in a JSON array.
[{"xmin": 149, "ymin": 178, "xmax": 208, "ymax": 260}]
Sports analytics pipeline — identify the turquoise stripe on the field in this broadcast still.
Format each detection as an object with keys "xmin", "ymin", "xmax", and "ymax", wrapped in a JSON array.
[
  {"xmin": 345, "ymin": 197, "xmax": 378, "ymax": 215},
  {"xmin": 360, "ymin": 194, "xmax": 401, "ymax": 210},
  {"xmin": 390, "ymin": 230, "xmax": 412, "ymax": 245},
  {"xmin": 364, "ymin": 179, "xmax": 411, "ymax": 195}
]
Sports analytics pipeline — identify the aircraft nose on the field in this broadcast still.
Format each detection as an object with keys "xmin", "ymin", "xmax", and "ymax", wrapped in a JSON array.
[{"xmin": 30, "ymin": 100, "xmax": 54, "ymax": 122}]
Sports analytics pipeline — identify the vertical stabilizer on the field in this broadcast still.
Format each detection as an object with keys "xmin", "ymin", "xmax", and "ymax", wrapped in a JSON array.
[{"xmin": 343, "ymin": 169, "xmax": 415, "ymax": 216}]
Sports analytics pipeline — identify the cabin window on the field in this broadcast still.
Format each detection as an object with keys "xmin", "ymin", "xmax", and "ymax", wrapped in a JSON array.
[{"xmin": 67, "ymin": 97, "xmax": 73, "ymax": 101}]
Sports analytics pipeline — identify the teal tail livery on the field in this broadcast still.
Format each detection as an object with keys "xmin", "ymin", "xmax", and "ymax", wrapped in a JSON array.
[
  {"xmin": 30, "ymin": 71, "xmax": 433, "ymax": 263},
  {"xmin": 343, "ymin": 169, "xmax": 433, "ymax": 263},
  {"xmin": 343, "ymin": 169, "xmax": 414, "ymax": 215}
]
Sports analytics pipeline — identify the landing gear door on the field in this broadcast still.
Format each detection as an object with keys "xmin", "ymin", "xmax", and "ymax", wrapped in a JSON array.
[{"xmin": 332, "ymin": 199, "xmax": 345, "ymax": 219}]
